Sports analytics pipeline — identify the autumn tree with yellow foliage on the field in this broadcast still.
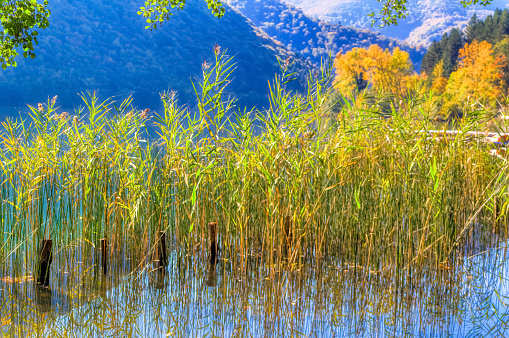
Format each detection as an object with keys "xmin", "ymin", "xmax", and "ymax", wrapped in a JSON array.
[
  {"xmin": 334, "ymin": 45, "xmax": 415, "ymax": 99},
  {"xmin": 445, "ymin": 40, "xmax": 505, "ymax": 108},
  {"xmin": 426, "ymin": 39, "xmax": 508, "ymax": 119},
  {"xmin": 333, "ymin": 44, "xmax": 429, "ymax": 115},
  {"xmin": 333, "ymin": 47, "xmax": 370, "ymax": 95},
  {"xmin": 430, "ymin": 60, "xmax": 448, "ymax": 95}
]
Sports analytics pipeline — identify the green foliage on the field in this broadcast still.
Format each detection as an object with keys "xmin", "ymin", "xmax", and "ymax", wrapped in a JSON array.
[
  {"xmin": 138, "ymin": 0, "xmax": 225, "ymax": 30},
  {"xmin": 465, "ymin": 9, "xmax": 509, "ymax": 44},
  {"xmin": 0, "ymin": 0, "xmax": 51, "ymax": 69},
  {"xmin": 461, "ymin": 0, "xmax": 493, "ymax": 5},
  {"xmin": 368, "ymin": 0, "xmax": 493, "ymax": 27},
  {"xmin": 368, "ymin": 0, "xmax": 409, "ymax": 27}
]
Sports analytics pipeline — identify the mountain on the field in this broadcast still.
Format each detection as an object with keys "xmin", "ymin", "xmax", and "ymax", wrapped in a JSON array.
[
  {"xmin": 226, "ymin": 0, "xmax": 424, "ymax": 69},
  {"xmin": 283, "ymin": 0, "xmax": 509, "ymax": 47},
  {"xmin": 0, "ymin": 0, "xmax": 309, "ymax": 113}
]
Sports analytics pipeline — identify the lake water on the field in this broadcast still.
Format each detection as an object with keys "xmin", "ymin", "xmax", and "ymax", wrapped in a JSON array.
[
  {"xmin": 1, "ymin": 234, "xmax": 508, "ymax": 337},
  {"xmin": 0, "ymin": 106, "xmax": 81, "ymax": 123}
]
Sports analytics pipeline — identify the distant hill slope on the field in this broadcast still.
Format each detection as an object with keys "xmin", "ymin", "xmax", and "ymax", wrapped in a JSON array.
[
  {"xmin": 0, "ymin": 0, "xmax": 308, "ymax": 111},
  {"xmin": 283, "ymin": 0, "xmax": 508, "ymax": 47},
  {"xmin": 226, "ymin": 0, "xmax": 424, "ymax": 69}
]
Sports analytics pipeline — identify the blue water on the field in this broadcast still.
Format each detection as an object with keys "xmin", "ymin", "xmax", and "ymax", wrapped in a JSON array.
[{"xmin": 1, "ymin": 241, "xmax": 509, "ymax": 337}]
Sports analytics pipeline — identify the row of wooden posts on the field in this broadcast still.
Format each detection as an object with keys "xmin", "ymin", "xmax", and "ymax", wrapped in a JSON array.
[
  {"xmin": 32, "ymin": 208, "xmax": 502, "ymax": 287},
  {"xmin": 35, "ymin": 222, "xmax": 219, "ymax": 287}
]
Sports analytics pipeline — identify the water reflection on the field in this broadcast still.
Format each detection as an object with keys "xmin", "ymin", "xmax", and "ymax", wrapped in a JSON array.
[{"xmin": 1, "ymin": 240, "xmax": 509, "ymax": 337}]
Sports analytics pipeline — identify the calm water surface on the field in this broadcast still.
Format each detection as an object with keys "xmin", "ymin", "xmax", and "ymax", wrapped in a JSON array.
[{"xmin": 1, "ymin": 236, "xmax": 508, "ymax": 337}]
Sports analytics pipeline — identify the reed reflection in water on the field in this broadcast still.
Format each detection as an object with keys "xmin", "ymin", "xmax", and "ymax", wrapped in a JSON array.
[{"xmin": 1, "ymin": 233, "xmax": 508, "ymax": 338}]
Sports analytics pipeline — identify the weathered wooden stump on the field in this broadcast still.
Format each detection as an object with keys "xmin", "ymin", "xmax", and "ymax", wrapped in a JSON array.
[
  {"xmin": 155, "ymin": 231, "xmax": 167, "ymax": 270},
  {"xmin": 100, "ymin": 238, "xmax": 108, "ymax": 275},
  {"xmin": 208, "ymin": 222, "xmax": 218, "ymax": 264},
  {"xmin": 37, "ymin": 239, "xmax": 53, "ymax": 287}
]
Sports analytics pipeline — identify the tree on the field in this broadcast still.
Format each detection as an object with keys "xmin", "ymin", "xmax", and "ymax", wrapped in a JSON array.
[
  {"xmin": 493, "ymin": 36, "xmax": 509, "ymax": 93},
  {"xmin": 445, "ymin": 40, "xmax": 504, "ymax": 106},
  {"xmin": 465, "ymin": 9, "xmax": 509, "ymax": 43},
  {"xmin": 421, "ymin": 28, "xmax": 464, "ymax": 79},
  {"xmin": 362, "ymin": 45, "xmax": 414, "ymax": 97},
  {"xmin": 138, "ymin": 0, "xmax": 225, "ymax": 30},
  {"xmin": 442, "ymin": 28, "xmax": 464, "ymax": 77},
  {"xmin": 0, "ymin": 0, "xmax": 50, "ymax": 69},
  {"xmin": 431, "ymin": 60, "xmax": 448, "ymax": 95},
  {"xmin": 495, "ymin": 9, "xmax": 509, "ymax": 42},
  {"xmin": 333, "ymin": 47, "xmax": 369, "ymax": 95},
  {"xmin": 0, "ymin": 0, "xmax": 225, "ymax": 69},
  {"xmin": 421, "ymin": 41, "xmax": 442, "ymax": 77},
  {"xmin": 333, "ymin": 44, "xmax": 414, "ymax": 100}
]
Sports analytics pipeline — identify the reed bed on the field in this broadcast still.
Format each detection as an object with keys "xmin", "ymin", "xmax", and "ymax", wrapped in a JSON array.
[{"xmin": 0, "ymin": 52, "xmax": 509, "ymax": 336}]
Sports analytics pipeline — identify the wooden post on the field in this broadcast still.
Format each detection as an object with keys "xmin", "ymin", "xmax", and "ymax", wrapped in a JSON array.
[
  {"xmin": 209, "ymin": 222, "xmax": 218, "ymax": 264},
  {"xmin": 100, "ymin": 238, "xmax": 108, "ymax": 275},
  {"xmin": 284, "ymin": 215, "xmax": 292, "ymax": 256},
  {"xmin": 156, "ymin": 231, "xmax": 167, "ymax": 270},
  {"xmin": 37, "ymin": 239, "xmax": 53, "ymax": 287},
  {"xmin": 494, "ymin": 197, "xmax": 501, "ymax": 233}
]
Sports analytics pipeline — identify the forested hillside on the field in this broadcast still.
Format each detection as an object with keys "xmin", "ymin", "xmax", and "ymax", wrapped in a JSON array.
[
  {"xmin": 227, "ymin": 0, "xmax": 424, "ymax": 68},
  {"xmin": 284, "ymin": 0, "xmax": 507, "ymax": 46},
  {"xmin": 0, "ymin": 0, "xmax": 308, "ymax": 110},
  {"xmin": 422, "ymin": 9, "xmax": 509, "ymax": 80}
]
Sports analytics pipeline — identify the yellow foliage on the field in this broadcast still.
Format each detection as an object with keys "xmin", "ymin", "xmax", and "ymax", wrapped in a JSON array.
[
  {"xmin": 333, "ymin": 45, "xmax": 414, "ymax": 100},
  {"xmin": 431, "ymin": 60, "xmax": 447, "ymax": 94},
  {"xmin": 432, "ymin": 60, "xmax": 445, "ymax": 79},
  {"xmin": 445, "ymin": 40, "xmax": 503, "ymax": 105},
  {"xmin": 402, "ymin": 72, "xmax": 428, "ymax": 97},
  {"xmin": 333, "ymin": 47, "xmax": 368, "ymax": 95}
]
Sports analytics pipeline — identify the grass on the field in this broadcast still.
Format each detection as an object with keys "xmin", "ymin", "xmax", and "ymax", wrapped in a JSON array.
[{"xmin": 0, "ymin": 51, "xmax": 508, "ymax": 336}]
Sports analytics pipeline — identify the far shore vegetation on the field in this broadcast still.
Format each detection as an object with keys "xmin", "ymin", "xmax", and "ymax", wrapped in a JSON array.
[{"xmin": 331, "ymin": 9, "xmax": 509, "ymax": 121}]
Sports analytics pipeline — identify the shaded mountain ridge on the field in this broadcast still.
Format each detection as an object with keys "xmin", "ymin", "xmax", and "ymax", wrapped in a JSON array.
[
  {"xmin": 0, "ymin": 0, "xmax": 310, "ymax": 112},
  {"xmin": 226, "ymin": 0, "xmax": 424, "ymax": 69}
]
